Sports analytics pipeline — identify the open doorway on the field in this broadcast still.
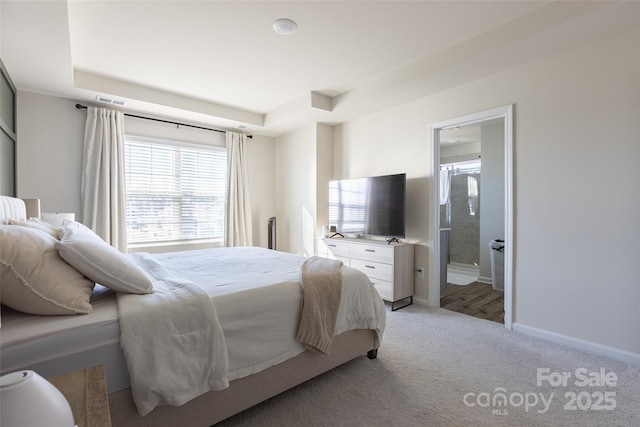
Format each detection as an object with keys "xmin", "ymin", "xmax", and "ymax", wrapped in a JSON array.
[
  {"xmin": 428, "ymin": 105, "xmax": 513, "ymax": 329},
  {"xmin": 439, "ymin": 121, "xmax": 504, "ymax": 323}
]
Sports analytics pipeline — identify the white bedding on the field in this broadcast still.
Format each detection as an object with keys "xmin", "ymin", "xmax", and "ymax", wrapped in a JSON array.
[
  {"xmin": 148, "ymin": 247, "xmax": 385, "ymax": 376},
  {"xmin": 121, "ymin": 247, "xmax": 386, "ymax": 416}
]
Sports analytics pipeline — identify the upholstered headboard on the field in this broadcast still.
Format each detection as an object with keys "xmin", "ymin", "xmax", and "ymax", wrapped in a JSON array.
[{"xmin": 0, "ymin": 196, "xmax": 41, "ymax": 223}]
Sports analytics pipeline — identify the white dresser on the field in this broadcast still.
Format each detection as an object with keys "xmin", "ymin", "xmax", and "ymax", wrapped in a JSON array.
[{"xmin": 320, "ymin": 238, "xmax": 414, "ymax": 310}]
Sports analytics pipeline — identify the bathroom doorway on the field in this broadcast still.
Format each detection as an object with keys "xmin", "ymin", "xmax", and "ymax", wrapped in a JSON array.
[{"xmin": 428, "ymin": 105, "xmax": 513, "ymax": 328}]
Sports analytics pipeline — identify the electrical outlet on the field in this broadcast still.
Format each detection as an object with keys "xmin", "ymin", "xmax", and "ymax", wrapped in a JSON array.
[{"xmin": 416, "ymin": 267, "xmax": 424, "ymax": 279}]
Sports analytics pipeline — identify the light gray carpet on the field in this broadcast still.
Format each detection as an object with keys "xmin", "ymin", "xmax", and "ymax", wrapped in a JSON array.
[{"xmin": 216, "ymin": 305, "xmax": 640, "ymax": 426}]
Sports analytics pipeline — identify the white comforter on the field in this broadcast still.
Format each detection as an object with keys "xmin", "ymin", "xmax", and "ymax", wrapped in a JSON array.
[{"xmin": 118, "ymin": 247, "xmax": 386, "ymax": 417}]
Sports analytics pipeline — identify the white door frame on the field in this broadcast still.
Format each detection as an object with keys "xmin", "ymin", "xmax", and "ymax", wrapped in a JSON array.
[{"xmin": 428, "ymin": 104, "xmax": 514, "ymax": 329}]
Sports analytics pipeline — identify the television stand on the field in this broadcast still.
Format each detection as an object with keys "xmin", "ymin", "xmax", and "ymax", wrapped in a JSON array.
[
  {"xmin": 329, "ymin": 232, "xmax": 344, "ymax": 238},
  {"xmin": 321, "ymin": 238, "xmax": 414, "ymax": 310},
  {"xmin": 386, "ymin": 237, "xmax": 400, "ymax": 245}
]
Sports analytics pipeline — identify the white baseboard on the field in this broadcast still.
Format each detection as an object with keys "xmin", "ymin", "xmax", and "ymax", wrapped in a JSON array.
[
  {"xmin": 513, "ymin": 323, "xmax": 640, "ymax": 366},
  {"xmin": 413, "ymin": 296, "xmax": 433, "ymax": 307},
  {"xmin": 477, "ymin": 276, "xmax": 492, "ymax": 285},
  {"xmin": 405, "ymin": 301, "xmax": 639, "ymax": 365}
]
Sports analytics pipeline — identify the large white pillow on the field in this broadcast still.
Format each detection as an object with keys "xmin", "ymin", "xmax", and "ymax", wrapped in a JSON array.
[
  {"xmin": 0, "ymin": 225, "xmax": 94, "ymax": 315},
  {"xmin": 56, "ymin": 221, "xmax": 153, "ymax": 294}
]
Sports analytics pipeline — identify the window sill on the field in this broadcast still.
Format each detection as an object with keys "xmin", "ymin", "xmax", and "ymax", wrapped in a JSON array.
[{"xmin": 128, "ymin": 239, "xmax": 224, "ymax": 254}]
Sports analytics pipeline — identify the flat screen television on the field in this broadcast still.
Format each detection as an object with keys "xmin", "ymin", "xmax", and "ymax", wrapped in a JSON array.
[{"xmin": 328, "ymin": 173, "xmax": 406, "ymax": 239}]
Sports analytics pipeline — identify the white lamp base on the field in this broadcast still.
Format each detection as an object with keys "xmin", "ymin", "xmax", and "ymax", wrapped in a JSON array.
[{"xmin": 0, "ymin": 370, "xmax": 75, "ymax": 427}]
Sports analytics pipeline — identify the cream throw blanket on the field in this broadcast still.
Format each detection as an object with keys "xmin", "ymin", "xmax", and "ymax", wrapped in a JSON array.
[
  {"xmin": 296, "ymin": 256, "xmax": 343, "ymax": 354},
  {"xmin": 117, "ymin": 254, "xmax": 229, "ymax": 417}
]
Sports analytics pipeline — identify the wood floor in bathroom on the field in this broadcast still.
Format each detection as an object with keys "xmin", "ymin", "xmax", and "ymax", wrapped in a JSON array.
[{"xmin": 441, "ymin": 282, "xmax": 505, "ymax": 324}]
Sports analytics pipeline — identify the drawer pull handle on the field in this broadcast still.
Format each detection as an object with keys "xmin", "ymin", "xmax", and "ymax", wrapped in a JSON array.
[
  {"xmin": 328, "ymin": 244, "xmax": 336, "ymax": 247},
  {"xmin": 365, "ymin": 249, "xmax": 376, "ymax": 252},
  {"xmin": 365, "ymin": 265, "xmax": 375, "ymax": 269}
]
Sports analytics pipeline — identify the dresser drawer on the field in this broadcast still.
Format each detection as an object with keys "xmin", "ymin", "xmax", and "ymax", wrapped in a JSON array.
[
  {"xmin": 350, "ymin": 258, "xmax": 393, "ymax": 281},
  {"xmin": 324, "ymin": 240, "xmax": 350, "ymax": 258},
  {"xmin": 369, "ymin": 278, "xmax": 392, "ymax": 301},
  {"xmin": 350, "ymin": 244, "xmax": 394, "ymax": 264}
]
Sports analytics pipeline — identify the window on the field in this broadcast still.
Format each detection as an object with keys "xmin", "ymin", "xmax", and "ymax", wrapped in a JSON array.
[{"xmin": 124, "ymin": 136, "xmax": 226, "ymax": 246}]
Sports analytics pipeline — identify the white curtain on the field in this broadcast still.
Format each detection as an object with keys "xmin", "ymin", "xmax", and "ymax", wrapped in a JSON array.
[
  {"xmin": 225, "ymin": 131, "xmax": 253, "ymax": 247},
  {"xmin": 81, "ymin": 106, "xmax": 127, "ymax": 252}
]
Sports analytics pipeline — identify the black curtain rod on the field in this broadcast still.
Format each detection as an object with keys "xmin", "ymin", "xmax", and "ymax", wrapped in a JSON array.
[{"xmin": 75, "ymin": 103, "xmax": 252, "ymax": 138}]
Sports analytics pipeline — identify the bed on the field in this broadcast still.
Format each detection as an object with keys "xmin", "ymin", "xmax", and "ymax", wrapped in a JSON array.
[{"xmin": 0, "ymin": 196, "xmax": 385, "ymax": 426}]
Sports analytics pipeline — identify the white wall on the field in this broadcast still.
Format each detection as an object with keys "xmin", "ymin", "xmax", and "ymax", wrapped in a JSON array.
[
  {"xmin": 16, "ymin": 92, "xmax": 85, "ymax": 216},
  {"xmin": 329, "ymin": 28, "xmax": 640, "ymax": 355},
  {"xmin": 247, "ymin": 133, "xmax": 276, "ymax": 248},
  {"xmin": 274, "ymin": 122, "xmax": 333, "ymax": 256},
  {"xmin": 15, "ymin": 91, "xmax": 276, "ymax": 248},
  {"xmin": 275, "ymin": 124, "xmax": 317, "ymax": 255},
  {"xmin": 315, "ymin": 123, "xmax": 333, "ymax": 243}
]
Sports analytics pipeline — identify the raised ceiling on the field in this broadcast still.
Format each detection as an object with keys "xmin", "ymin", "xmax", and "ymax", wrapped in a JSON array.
[{"xmin": 1, "ymin": 1, "xmax": 636, "ymax": 137}]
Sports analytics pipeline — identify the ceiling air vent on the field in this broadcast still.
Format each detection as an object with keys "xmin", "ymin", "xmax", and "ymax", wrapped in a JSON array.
[{"xmin": 95, "ymin": 95, "xmax": 126, "ymax": 106}]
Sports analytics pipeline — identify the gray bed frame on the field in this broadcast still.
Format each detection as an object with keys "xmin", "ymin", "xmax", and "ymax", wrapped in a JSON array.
[{"xmin": 110, "ymin": 330, "xmax": 378, "ymax": 426}]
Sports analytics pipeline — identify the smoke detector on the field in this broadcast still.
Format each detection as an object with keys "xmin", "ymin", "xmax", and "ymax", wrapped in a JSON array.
[
  {"xmin": 273, "ymin": 18, "xmax": 298, "ymax": 35},
  {"xmin": 95, "ymin": 95, "xmax": 126, "ymax": 106}
]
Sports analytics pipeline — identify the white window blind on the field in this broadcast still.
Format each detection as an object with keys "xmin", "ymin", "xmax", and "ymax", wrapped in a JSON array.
[{"xmin": 124, "ymin": 136, "xmax": 227, "ymax": 245}]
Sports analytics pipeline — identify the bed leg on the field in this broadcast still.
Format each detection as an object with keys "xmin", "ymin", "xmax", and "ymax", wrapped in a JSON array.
[{"xmin": 367, "ymin": 349, "xmax": 378, "ymax": 359}]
